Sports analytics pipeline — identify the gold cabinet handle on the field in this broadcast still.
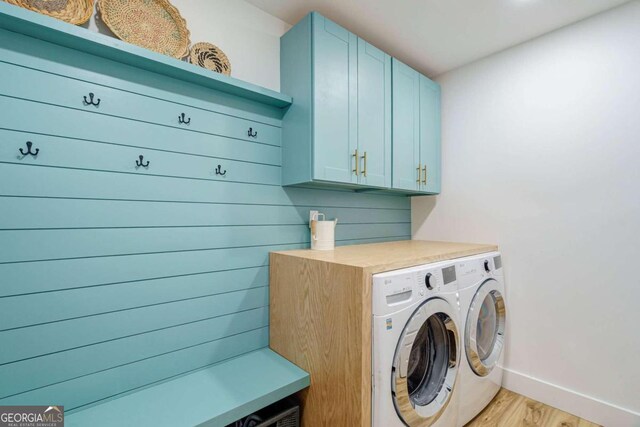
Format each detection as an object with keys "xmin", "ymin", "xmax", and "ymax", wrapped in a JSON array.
[
  {"xmin": 361, "ymin": 151, "xmax": 367, "ymax": 177},
  {"xmin": 416, "ymin": 163, "xmax": 421, "ymax": 184},
  {"xmin": 422, "ymin": 165, "xmax": 427, "ymax": 185},
  {"xmin": 352, "ymin": 149, "xmax": 359, "ymax": 176}
]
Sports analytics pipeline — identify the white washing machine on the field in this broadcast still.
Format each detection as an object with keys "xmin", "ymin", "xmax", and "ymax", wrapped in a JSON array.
[
  {"xmin": 456, "ymin": 252, "xmax": 506, "ymax": 426},
  {"xmin": 372, "ymin": 260, "xmax": 461, "ymax": 427}
]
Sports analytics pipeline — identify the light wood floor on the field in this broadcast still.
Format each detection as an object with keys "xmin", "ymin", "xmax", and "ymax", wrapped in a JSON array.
[{"xmin": 466, "ymin": 388, "xmax": 601, "ymax": 427}]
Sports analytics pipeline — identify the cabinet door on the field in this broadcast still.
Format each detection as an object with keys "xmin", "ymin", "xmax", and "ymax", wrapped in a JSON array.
[
  {"xmin": 392, "ymin": 59, "xmax": 420, "ymax": 191},
  {"xmin": 312, "ymin": 13, "xmax": 358, "ymax": 184},
  {"xmin": 419, "ymin": 75, "xmax": 441, "ymax": 194},
  {"xmin": 357, "ymin": 39, "xmax": 391, "ymax": 188}
]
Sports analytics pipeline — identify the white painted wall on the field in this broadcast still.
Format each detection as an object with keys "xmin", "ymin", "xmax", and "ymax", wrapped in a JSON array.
[
  {"xmin": 413, "ymin": 1, "xmax": 640, "ymax": 425},
  {"xmin": 84, "ymin": 0, "xmax": 290, "ymax": 91}
]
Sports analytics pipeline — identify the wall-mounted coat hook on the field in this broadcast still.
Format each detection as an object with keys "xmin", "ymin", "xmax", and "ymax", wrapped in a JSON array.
[
  {"xmin": 215, "ymin": 164, "xmax": 226, "ymax": 176},
  {"xmin": 136, "ymin": 155, "xmax": 150, "ymax": 168},
  {"xmin": 19, "ymin": 141, "xmax": 39, "ymax": 157},
  {"xmin": 83, "ymin": 92, "xmax": 100, "ymax": 106},
  {"xmin": 178, "ymin": 113, "xmax": 191, "ymax": 124},
  {"xmin": 247, "ymin": 127, "xmax": 258, "ymax": 138}
]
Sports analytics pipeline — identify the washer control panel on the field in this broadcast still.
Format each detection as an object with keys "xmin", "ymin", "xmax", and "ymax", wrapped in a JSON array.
[
  {"xmin": 417, "ymin": 270, "xmax": 440, "ymax": 292},
  {"xmin": 372, "ymin": 260, "xmax": 459, "ymax": 316},
  {"xmin": 442, "ymin": 265, "xmax": 457, "ymax": 288},
  {"xmin": 379, "ymin": 273, "xmax": 415, "ymax": 306}
]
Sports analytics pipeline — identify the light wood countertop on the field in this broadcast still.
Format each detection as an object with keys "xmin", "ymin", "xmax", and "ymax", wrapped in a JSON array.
[{"xmin": 272, "ymin": 239, "xmax": 498, "ymax": 274}]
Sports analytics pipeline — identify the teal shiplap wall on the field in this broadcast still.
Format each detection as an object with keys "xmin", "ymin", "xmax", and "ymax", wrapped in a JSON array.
[{"xmin": 0, "ymin": 26, "xmax": 410, "ymax": 413}]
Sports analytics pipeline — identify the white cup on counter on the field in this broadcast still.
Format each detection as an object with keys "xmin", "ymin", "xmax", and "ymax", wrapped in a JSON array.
[{"xmin": 310, "ymin": 212, "xmax": 338, "ymax": 250}]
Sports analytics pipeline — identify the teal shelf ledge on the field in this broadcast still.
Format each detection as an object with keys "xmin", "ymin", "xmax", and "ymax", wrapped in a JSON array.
[
  {"xmin": 65, "ymin": 348, "xmax": 310, "ymax": 427},
  {"xmin": 0, "ymin": 2, "xmax": 293, "ymax": 109}
]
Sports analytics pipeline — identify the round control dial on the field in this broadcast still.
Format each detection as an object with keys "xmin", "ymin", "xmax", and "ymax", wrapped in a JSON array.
[
  {"xmin": 484, "ymin": 260, "xmax": 491, "ymax": 272},
  {"xmin": 425, "ymin": 273, "xmax": 434, "ymax": 290}
]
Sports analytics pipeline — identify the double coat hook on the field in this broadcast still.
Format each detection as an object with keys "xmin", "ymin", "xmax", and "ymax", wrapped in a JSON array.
[
  {"xmin": 136, "ymin": 155, "xmax": 150, "ymax": 168},
  {"xmin": 215, "ymin": 164, "xmax": 226, "ymax": 176},
  {"xmin": 83, "ymin": 92, "xmax": 100, "ymax": 106},
  {"xmin": 247, "ymin": 127, "xmax": 258, "ymax": 138},
  {"xmin": 178, "ymin": 113, "xmax": 191, "ymax": 124},
  {"xmin": 19, "ymin": 141, "xmax": 39, "ymax": 156}
]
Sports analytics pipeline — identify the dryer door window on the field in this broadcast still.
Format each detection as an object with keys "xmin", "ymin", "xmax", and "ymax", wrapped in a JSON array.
[
  {"xmin": 392, "ymin": 298, "xmax": 459, "ymax": 427},
  {"xmin": 465, "ymin": 279, "xmax": 506, "ymax": 377}
]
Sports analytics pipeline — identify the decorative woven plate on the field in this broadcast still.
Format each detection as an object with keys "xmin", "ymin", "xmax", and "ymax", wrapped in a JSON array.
[
  {"xmin": 6, "ymin": 0, "xmax": 94, "ymax": 25},
  {"xmin": 189, "ymin": 42, "xmax": 231, "ymax": 76},
  {"xmin": 97, "ymin": 0, "xmax": 190, "ymax": 59}
]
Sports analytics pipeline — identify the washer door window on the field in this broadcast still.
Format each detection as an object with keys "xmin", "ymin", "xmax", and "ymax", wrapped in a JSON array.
[
  {"xmin": 392, "ymin": 298, "xmax": 459, "ymax": 427},
  {"xmin": 465, "ymin": 279, "xmax": 506, "ymax": 377}
]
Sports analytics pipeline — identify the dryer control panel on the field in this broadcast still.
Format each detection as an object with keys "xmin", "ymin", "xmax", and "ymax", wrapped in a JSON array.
[
  {"xmin": 457, "ymin": 255, "xmax": 500, "ymax": 277},
  {"xmin": 456, "ymin": 251, "xmax": 503, "ymax": 291}
]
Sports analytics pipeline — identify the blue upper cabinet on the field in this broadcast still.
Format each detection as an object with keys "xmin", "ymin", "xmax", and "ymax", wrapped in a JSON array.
[
  {"xmin": 392, "ymin": 58, "xmax": 442, "ymax": 194},
  {"xmin": 281, "ymin": 13, "xmax": 391, "ymax": 189},
  {"xmin": 312, "ymin": 14, "xmax": 358, "ymax": 184},
  {"xmin": 281, "ymin": 13, "xmax": 438, "ymax": 195},
  {"xmin": 419, "ymin": 75, "xmax": 442, "ymax": 194},
  {"xmin": 391, "ymin": 59, "xmax": 421, "ymax": 192},
  {"xmin": 357, "ymin": 39, "xmax": 392, "ymax": 188}
]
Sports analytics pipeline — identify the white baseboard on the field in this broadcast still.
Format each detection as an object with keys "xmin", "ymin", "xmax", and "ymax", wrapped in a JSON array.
[{"xmin": 502, "ymin": 368, "xmax": 640, "ymax": 427}]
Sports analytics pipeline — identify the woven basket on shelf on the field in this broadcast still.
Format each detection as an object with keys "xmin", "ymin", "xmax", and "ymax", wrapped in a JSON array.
[
  {"xmin": 5, "ymin": 0, "xmax": 94, "ymax": 25},
  {"xmin": 189, "ymin": 42, "xmax": 231, "ymax": 76},
  {"xmin": 97, "ymin": 0, "xmax": 190, "ymax": 59}
]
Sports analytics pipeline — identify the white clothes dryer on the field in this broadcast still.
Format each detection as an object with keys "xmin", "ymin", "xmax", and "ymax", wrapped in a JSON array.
[
  {"xmin": 372, "ymin": 260, "xmax": 461, "ymax": 427},
  {"xmin": 456, "ymin": 252, "xmax": 506, "ymax": 426}
]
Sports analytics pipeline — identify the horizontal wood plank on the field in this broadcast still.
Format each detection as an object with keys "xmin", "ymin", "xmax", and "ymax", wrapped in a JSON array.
[
  {"xmin": 0, "ymin": 287, "xmax": 268, "ymax": 365},
  {"xmin": 340, "ymin": 235, "xmax": 411, "ymax": 246},
  {"xmin": 0, "ymin": 307, "xmax": 269, "ymax": 398},
  {"xmin": 0, "ymin": 327, "xmax": 270, "ymax": 411},
  {"xmin": 0, "ymin": 120, "xmax": 281, "ymax": 166},
  {"xmin": 0, "ymin": 128, "xmax": 281, "ymax": 186},
  {"xmin": 0, "ymin": 197, "xmax": 409, "ymax": 229},
  {"xmin": 0, "ymin": 163, "xmax": 410, "ymax": 209},
  {"xmin": 0, "ymin": 266, "xmax": 268, "ymax": 331},
  {"xmin": 0, "ymin": 36, "xmax": 282, "ymax": 127},
  {"xmin": 0, "ymin": 244, "xmax": 284, "ymax": 297},
  {"xmin": 0, "ymin": 61, "xmax": 282, "ymax": 146},
  {"xmin": 0, "ymin": 223, "xmax": 410, "ymax": 264}
]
